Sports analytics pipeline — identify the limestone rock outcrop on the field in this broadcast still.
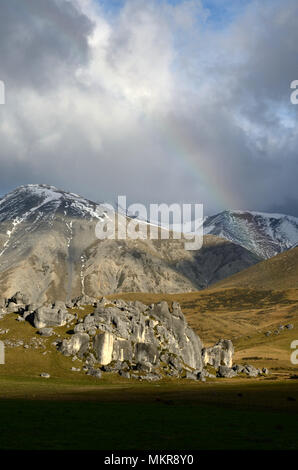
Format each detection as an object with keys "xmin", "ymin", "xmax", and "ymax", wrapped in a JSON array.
[
  {"xmin": 1, "ymin": 291, "xmax": 271, "ymax": 381},
  {"xmin": 202, "ymin": 339, "xmax": 234, "ymax": 369},
  {"xmin": 58, "ymin": 300, "xmax": 203, "ymax": 375},
  {"xmin": 58, "ymin": 333, "xmax": 90, "ymax": 357}
]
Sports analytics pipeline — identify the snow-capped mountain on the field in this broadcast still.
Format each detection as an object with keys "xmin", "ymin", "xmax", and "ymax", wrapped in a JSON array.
[
  {"xmin": 204, "ymin": 210, "xmax": 298, "ymax": 259},
  {"xmin": 0, "ymin": 184, "xmax": 111, "ymax": 223},
  {"xmin": 0, "ymin": 185, "xmax": 259, "ymax": 303}
]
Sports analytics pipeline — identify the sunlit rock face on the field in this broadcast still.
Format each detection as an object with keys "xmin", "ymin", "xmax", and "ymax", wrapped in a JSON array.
[
  {"xmin": 59, "ymin": 300, "xmax": 204, "ymax": 374},
  {"xmin": 93, "ymin": 332, "xmax": 115, "ymax": 365},
  {"xmin": 202, "ymin": 339, "xmax": 234, "ymax": 369}
]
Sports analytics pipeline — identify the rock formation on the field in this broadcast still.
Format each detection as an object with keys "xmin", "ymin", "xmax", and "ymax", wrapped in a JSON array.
[
  {"xmin": 202, "ymin": 339, "xmax": 234, "ymax": 369},
  {"xmin": 0, "ymin": 292, "xmax": 271, "ymax": 381},
  {"xmin": 58, "ymin": 300, "xmax": 203, "ymax": 376}
]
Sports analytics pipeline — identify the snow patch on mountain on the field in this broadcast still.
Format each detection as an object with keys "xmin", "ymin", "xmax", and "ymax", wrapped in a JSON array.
[
  {"xmin": 204, "ymin": 210, "xmax": 298, "ymax": 259},
  {"xmin": 0, "ymin": 184, "xmax": 113, "ymax": 223}
]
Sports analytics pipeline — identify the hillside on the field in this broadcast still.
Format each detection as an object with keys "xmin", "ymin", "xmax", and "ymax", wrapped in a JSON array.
[{"xmin": 212, "ymin": 247, "xmax": 298, "ymax": 291}]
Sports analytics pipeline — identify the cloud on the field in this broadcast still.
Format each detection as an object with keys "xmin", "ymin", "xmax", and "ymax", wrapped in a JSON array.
[{"xmin": 0, "ymin": 0, "xmax": 297, "ymax": 216}]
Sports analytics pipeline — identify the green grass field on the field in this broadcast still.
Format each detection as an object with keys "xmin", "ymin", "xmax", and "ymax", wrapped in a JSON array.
[
  {"xmin": 1, "ymin": 294, "xmax": 297, "ymax": 450},
  {"xmin": 0, "ymin": 376, "xmax": 297, "ymax": 450}
]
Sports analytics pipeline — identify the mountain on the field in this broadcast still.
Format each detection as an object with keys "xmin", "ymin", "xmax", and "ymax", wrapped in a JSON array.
[
  {"xmin": 212, "ymin": 246, "xmax": 298, "ymax": 290},
  {"xmin": 204, "ymin": 210, "xmax": 298, "ymax": 259},
  {"xmin": 0, "ymin": 184, "xmax": 259, "ymax": 303}
]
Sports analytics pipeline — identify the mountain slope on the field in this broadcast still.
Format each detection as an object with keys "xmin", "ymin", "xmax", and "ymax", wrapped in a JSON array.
[
  {"xmin": 212, "ymin": 246, "xmax": 298, "ymax": 290},
  {"xmin": 0, "ymin": 185, "xmax": 260, "ymax": 303},
  {"xmin": 204, "ymin": 210, "xmax": 298, "ymax": 259}
]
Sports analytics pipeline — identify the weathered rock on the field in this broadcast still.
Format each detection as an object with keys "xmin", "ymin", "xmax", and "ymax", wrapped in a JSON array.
[
  {"xmin": 217, "ymin": 366, "xmax": 237, "ymax": 378},
  {"xmin": 93, "ymin": 332, "xmax": 114, "ymax": 365},
  {"xmin": 119, "ymin": 370, "xmax": 130, "ymax": 379},
  {"xmin": 34, "ymin": 305, "xmax": 68, "ymax": 329},
  {"xmin": 58, "ymin": 333, "xmax": 90, "ymax": 357},
  {"xmin": 198, "ymin": 369, "xmax": 216, "ymax": 379},
  {"xmin": 135, "ymin": 343, "xmax": 158, "ymax": 365},
  {"xmin": 244, "ymin": 364, "xmax": 259, "ymax": 377},
  {"xmin": 6, "ymin": 302, "xmax": 22, "ymax": 314},
  {"xmin": 202, "ymin": 339, "xmax": 234, "ymax": 369},
  {"xmin": 40, "ymin": 372, "xmax": 50, "ymax": 378},
  {"xmin": 74, "ymin": 323, "xmax": 85, "ymax": 333},
  {"xmin": 73, "ymin": 295, "xmax": 97, "ymax": 307},
  {"xmin": 135, "ymin": 361, "xmax": 152, "ymax": 373},
  {"xmin": 10, "ymin": 292, "xmax": 29, "ymax": 305},
  {"xmin": 87, "ymin": 327, "xmax": 97, "ymax": 336},
  {"xmin": 54, "ymin": 300, "xmax": 239, "ymax": 379},
  {"xmin": 16, "ymin": 315, "xmax": 25, "ymax": 322},
  {"xmin": 185, "ymin": 371, "xmax": 198, "ymax": 380},
  {"xmin": 139, "ymin": 373, "xmax": 161, "ymax": 382},
  {"xmin": 85, "ymin": 352, "xmax": 97, "ymax": 366},
  {"xmin": 38, "ymin": 328, "xmax": 54, "ymax": 337},
  {"xmin": 80, "ymin": 301, "xmax": 204, "ymax": 373},
  {"xmin": 86, "ymin": 368, "xmax": 102, "ymax": 378}
]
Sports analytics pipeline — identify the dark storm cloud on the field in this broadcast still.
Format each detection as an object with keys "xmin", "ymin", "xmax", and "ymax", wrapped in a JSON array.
[{"xmin": 0, "ymin": 0, "xmax": 93, "ymax": 89}]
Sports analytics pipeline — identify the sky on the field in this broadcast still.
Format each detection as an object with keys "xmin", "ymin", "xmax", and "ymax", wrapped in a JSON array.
[{"xmin": 0, "ymin": 0, "xmax": 298, "ymax": 216}]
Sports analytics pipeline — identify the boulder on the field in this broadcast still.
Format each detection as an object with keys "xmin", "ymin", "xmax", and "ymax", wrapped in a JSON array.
[
  {"xmin": 93, "ymin": 332, "xmax": 114, "ymax": 365},
  {"xmin": 198, "ymin": 369, "xmax": 216, "ymax": 379},
  {"xmin": 185, "ymin": 371, "xmax": 198, "ymax": 380},
  {"xmin": 233, "ymin": 364, "xmax": 245, "ymax": 374},
  {"xmin": 38, "ymin": 328, "xmax": 54, "ymax": 337},
  {"xmin": 202, "ymin": 339, "xmax": 234, "ymax": 369},
  {"xmin": 34, "ymin": 306, "xmax": 68, "ymax": 329},
  {"xmin": 119, "ymin": 370, "xmax": 130, "ymax": 379},
  {"xmin": 40, "ymin": 373, "xmax": 50, "ymax": 378},
  {"xmin": 58, "ymin": 333, "xmax": 90, "ymax": 357},
  {"xmin": 86, "ymin": 368, "xmax": 102, "ymax": 378},
  {"xmin": 217, "ymin": 366, "xmax": 237, "ymax": 378},
  {"xmin": 73, "ymin": 295, "xmax": 97, "ymax": 307},
  {"xmin": 244, "ymin": 364, "xmax": 259, "ymax": 377},
  {"xmin": 6, "ymin": 302, "xmax": 23, "ymax": 314}
]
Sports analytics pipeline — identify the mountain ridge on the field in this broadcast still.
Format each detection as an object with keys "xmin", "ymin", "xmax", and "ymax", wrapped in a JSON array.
[
  {"xmin": 0, "ymin": 184, "xmax": 260, "ymax": 303},
  {"xmin": 204, "ymin": 209, "xmax": 298, "ymax": 259}
]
